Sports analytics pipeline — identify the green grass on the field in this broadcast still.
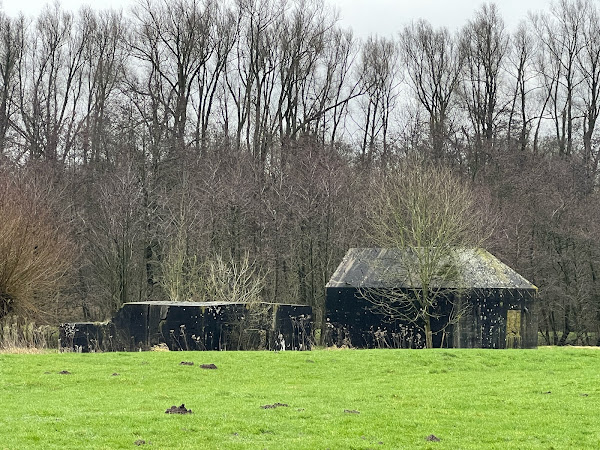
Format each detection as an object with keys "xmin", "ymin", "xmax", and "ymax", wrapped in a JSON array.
[{"xmin": 0, "ymin": 347, "xmax": 599, "ymax": 449}]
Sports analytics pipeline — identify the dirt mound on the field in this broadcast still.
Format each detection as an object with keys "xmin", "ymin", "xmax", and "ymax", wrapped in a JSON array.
[
  {"xmin": 165, "ymin": 404, "xmax": 193, "ymax": 414},
  {"xmin": 200, "ymin": 363, "xmax": 217, "ymax": 369},
  {"xmin": 179, "ymin": 361, "xmax": 194, "ymax": 366},
  {"xmin": 58, "ymin": 370, "xmax": 71, "ymax": 375},
  {"xmin": 260, "ymin": 402, "xmax": 288, "ymax": 409}
]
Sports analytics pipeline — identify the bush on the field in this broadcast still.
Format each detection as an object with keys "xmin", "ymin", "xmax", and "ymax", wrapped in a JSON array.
[{"xmin": 0, "ymin": 172, "xmax": 73, "ymax": 321}]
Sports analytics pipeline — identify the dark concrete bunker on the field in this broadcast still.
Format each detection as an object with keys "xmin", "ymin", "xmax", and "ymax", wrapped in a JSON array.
[
  {"xmin": 325, "ymin": 248, "xmax": 538, "ymax": 349},
  {"xmin": 60, "ymin": 301, "xmax": 312, "ymax": 352}
]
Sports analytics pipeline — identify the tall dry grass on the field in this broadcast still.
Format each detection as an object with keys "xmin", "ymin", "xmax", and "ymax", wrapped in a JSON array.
[{"xmin": 0, "ymin": 315, "xmax": 58, "ymax": 352}]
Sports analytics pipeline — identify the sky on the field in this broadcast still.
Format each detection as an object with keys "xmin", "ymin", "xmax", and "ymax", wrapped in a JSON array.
[
  {"xmin": 333, "ymin": 0, "xmax": 551, "ymax": 36},
  {"xmin": 3, "ymin": 0, "xmax": 553, "ymax": 36}
]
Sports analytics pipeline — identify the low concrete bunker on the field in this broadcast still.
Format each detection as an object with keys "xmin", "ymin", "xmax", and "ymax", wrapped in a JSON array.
[{"xmin": 60, "ymin": 301, "xmax": 312, "ymax": 352}]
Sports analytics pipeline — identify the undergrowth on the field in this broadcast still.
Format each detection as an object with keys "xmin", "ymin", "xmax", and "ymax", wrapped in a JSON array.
[{"xmin": 0, "ymin": 316, "xmax": 58, "ymax": 352}]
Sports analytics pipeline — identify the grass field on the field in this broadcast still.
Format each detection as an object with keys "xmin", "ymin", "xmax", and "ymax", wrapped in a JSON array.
[{"xmin": 0, "ymin": 347, "xmax": 599, "ymax": 449}]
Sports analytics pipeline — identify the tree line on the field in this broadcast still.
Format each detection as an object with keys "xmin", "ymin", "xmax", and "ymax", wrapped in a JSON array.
[{"xmin": 1, "ymin": 0, "xmax": 599, "ymax": 345}]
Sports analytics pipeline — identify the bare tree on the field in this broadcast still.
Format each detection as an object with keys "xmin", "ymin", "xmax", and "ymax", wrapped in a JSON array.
[
  {"xmin": 284, "ymin": 139, "xmax": 360, "ymax": 317},
  {"xmin": 506, "ymin": 21, "xmax": 536, "ymax": 152},
  {"xmin": 275, "ymin": 0, "xmax": 358, "ymax": 149},
  {"xmin": 0, "ymin": 13, "xmax": 24, "ymax": 156},
  {"xmin": 78, "ymin": 161, "xmax": 148, "ymax": 317},
  {"xmin": 460, "ymin": 3, "xmax": 509, "ymax": 172},
  {"xmin": 320, "ymin": 27, "xmax": 357, "ymax": 146},
  {"xmin": 577, "ymin": 0, "xmax": 600, "ymax": 183},
  {"xmin": 192, "ymin": 2, "xmax": 236, "ymax": 153},
  {"xmin": 400, "ymin": 20, "xmax": 463, "ymax": 159},
  {"xmin": 80, "ymin": 7, "xmax": 128, "ymax": 165},
  {"xmin": 158, "ymin": 173, "xmax": 205, "ymax": 302},
  {"xmin": 364, "ymin": 159, "xmax": 485, "ymax": 348},
  {"xmin": 16, "ymin": 4, "xmax": 89, "ymax": 162},
  {"xmin": 531, "ymin": 0, "xmax": 587, "ymax": 157},
  {"xmin": 226, "ymin": 0, "xmax": 285, "ymax": 159},
  {"xmin": 225, "ymin": 0, "xmax": 356, "ymax": 160},
  {"xmin": 130, "ymin": 0, "xmax": 219, "ymax": 152},
  {"xmin": 357, "ymin": 35, "xmax": 402, "ymax": 166},
  {"xmin": 487, "ymin": 153, "xmax": 600, "ymax": 346}
]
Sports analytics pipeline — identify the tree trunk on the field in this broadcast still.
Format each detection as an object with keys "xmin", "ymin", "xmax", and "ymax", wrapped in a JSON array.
[{"xmin": 424, "ymin": 315, "xmax": 433, "ymax": 348}]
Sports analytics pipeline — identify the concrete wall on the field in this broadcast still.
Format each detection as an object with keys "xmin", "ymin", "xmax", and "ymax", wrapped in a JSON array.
[
  {"xmin": 325, "ymin": 287, "xmax": 538, "ymax": 349},
  {"xmin": 453, "ymin": 289, "xmax": 537, "ymax": 349},
  {"xmin": 60, "ymin": 301, "xmax": 312, "ymax": 352}
]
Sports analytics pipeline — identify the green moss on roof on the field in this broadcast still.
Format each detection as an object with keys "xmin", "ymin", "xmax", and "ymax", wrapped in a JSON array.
[{"xmin": 326, "ymin": 248, "xmax": 537, "ymax": 290}]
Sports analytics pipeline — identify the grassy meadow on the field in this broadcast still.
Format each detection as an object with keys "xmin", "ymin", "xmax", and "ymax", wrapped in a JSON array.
[{"xmin": 0, "ymin": 347, "xmax": 599, "ymax": 449}]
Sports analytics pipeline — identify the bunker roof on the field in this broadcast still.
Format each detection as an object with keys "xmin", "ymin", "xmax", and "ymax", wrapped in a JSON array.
[
  {"xmin": 326, "ymin": 248, "xmax": 537, "ymax": 291},
  {"xmin": 121, "ymin": 301, "xmax": 308, "ymax": 307}
]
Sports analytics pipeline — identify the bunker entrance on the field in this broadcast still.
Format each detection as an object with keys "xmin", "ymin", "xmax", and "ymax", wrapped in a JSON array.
[{"xmin": 506, "ymin": 309, "xmax": 522, "ymax": 349}]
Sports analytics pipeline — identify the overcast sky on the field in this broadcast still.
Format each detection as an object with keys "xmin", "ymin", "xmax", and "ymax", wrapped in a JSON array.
[
  {"xmin": 3, "ymin": 0, "xmax": 553, "ymax": 36},
  {"xmin": 334, "ymin": 0, "xmax": 551, "ymax": 36}
]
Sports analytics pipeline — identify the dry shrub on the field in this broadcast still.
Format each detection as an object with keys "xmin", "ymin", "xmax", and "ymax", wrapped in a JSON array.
[
  {"xmin": 204, "ymin": 251, "xmax": 266, "ymax": 304},
  {"xmin": 0, "ymin": 172, "xmax": 74, "ymax": 321},
  {"xmin": 0, "ymin": 315, "xmax": 58, "ymax": 350},
  {"xmin": 0, "ymin": 347, "xmax": 47, "ymax": 354},
  {"xmin": 150, "ymin": 343, "xmax": 170, "ymax": 352}
]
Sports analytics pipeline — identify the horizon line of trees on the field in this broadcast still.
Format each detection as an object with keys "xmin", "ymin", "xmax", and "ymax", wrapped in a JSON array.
[{"xmin": 1, "ymin": 0, "xmax": 600, "ymax": 346}]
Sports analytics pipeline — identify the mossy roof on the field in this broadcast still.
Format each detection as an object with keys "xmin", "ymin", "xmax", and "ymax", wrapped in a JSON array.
[{"xmin": 326, "ymin": 248, "xmax": 537, "ymax": 290}]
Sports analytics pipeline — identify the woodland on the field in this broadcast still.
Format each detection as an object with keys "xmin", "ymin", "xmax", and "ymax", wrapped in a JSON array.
[{"xmin": 0, "ymin": 0, "xmax": 599, "ymax": 346}]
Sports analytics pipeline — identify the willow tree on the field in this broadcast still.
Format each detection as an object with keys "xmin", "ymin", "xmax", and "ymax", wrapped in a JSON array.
[
  {"xmin": 0, "ymin": 173, "xmax": 73, "ymax": 321},
  {"xmin": 364, "ymin": 160, "xmax": 486, "ymax": 348}
]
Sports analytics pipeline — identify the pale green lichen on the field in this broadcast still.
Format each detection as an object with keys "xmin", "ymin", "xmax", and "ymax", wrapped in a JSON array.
[{"xmin": 328, "ymin": 248, "xmax": 537, "ymax": 290}]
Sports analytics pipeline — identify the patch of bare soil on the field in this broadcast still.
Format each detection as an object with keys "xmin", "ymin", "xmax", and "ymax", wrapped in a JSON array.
[
  {"xmin": 111, "ymin": 373, "xmax": 119, "ymax": 376},
  {"xmin": 200, "ymin": 363, "xmax": 217, "ymax": 369},
  {"xmin": 260, "ymin": 403, "xmax": 288, "ymax": 409},
  {"xmin": 426, "ymin": 434, "xmax": 441, "ymax": 442},
  {"xmin": 58, "ymin": 370, "xmax": 71, "ymax": 375},
  {"xmin": 179, "ymin": 361, "xmax": 194, "ymax": 366},
  {"xmin": 165, "ymin": 404, "xmax": 193, "ymax": 414}
]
